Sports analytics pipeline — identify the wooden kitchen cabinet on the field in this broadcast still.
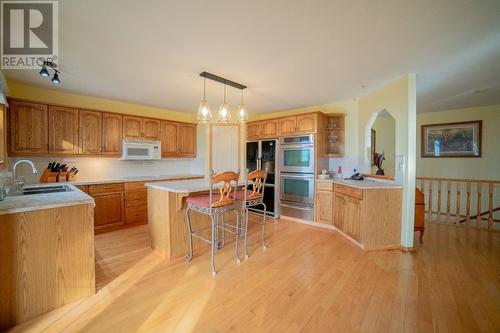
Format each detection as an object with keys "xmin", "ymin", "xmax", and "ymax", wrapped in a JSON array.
[
  {"xmin": 79, "ymin": 110, "xmax": 102, "ymax": 154},
  {"xmin": 296, "ymin": 113, "xmax": 317, "ymax": 133},
  {"xmin": 102, "ymin": 112, "xmax": 122, "ymax": 155},
  {"xmin": 246, "ymin": 122, "xmax": 261, "ymax": 140},
  {"xmin": 0, "ymin": 104, "xmax": 6, "ymax": 170},
  {"xmin": 49, "ymin": 106, "xmax": 79, "ymax": 155},
  {"xmin": 316, "ymin": 190, "xmax": 333, "ymax": 224},
  {"xmin": 143, "ymin": 118, "xmax": 161, "ymax": 140},
  {"xmin": 278, "ymin": 116, "xmax": 297, "ymax": 136},
  {"xmin": 261, "ymin": 119, "xmax": 278, "ymax": 138},
  {"xmin": 161, "ymin": 121, "xmax": 178, "ymax": 157},
  {"xmin": 344, "ymin": 196, "xmax": 361, "ymax": 241},
  {"xmin": 123, "ymin": 116, "xmax": 143, "ymax": 139},
  {"xmin": 124, "ymin": 182, "xmax": 148, "ymax": 225},
  {"xmin": 178, "ymin": 123, "xmax": 196, "ymax": 157},
  {"xmin": 89, "ymin": 183, "xmax": 125, "ymax": 233},
  {"xmin": 8, "ymin": 100, "xmax": 48, "ymax": 154},
  {"xmin": 333, "ymin": 192, "xmax": 345, "ymax": 230}
]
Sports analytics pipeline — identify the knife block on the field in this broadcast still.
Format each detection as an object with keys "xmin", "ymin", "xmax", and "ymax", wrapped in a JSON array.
[
  {"xmin": 66, "ymin": 173, "xmax": 77, "ymax": 182},
  {"xmin": 40, "ymin": 169, "xmax": 58, "ymax": 183},
  {"xmin": 57, "ymin": 171, "xmax": 69, "ymax": 182}
]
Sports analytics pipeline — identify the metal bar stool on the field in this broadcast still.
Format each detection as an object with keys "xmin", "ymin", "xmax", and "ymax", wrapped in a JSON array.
[
  {"xmin": 237, "ymin": 169, "xmax": 267, "ymax": 259},
  {"xmin": 185, "ymin": 170, "xmax": 240, "ymax": 276}
]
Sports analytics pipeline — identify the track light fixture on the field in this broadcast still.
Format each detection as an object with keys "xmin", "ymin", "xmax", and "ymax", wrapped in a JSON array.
[{"xmin": 38, "ymin": 58, "xmax": 61, "ymax": 84}]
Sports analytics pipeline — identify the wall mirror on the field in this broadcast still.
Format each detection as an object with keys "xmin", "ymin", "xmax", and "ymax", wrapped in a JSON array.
[{"xmin": 370, "ymin": 110, "xmax": 396, "ymax": 178}]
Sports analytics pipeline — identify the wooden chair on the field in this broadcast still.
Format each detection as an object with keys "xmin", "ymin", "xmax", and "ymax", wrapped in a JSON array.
[
  {"xmin": 236, "ymin": 169, "xmax": 267, "ymax": 259},
  {"xmin": 415, "ymin": 188, "xmax": 425, "ymax": 243},
  {"xmin": 185, "ymin": 170, "xmax": 240, "ymax": 276}
]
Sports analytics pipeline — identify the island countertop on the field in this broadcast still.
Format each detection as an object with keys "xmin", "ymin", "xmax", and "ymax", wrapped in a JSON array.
[
  {"xmin": 145, "ymin": 178, "xmax": 246, "ymax": 193},
  {"xmin": 0, "ymin": 183, "xmax": 94, "ymax": 216}
]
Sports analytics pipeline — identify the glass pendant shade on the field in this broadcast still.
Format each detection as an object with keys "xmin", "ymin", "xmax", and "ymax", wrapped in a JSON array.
[
  {"xmin": 197, "ymin": 100, "xmax": 212, "ymax": 123},
  {"xmin": 218, "ymin": 102, "xmax": 231, "ymax": 122},
  {"xmin": 237, "ymin": 103, "xmax": 248, "ymax": 122}
]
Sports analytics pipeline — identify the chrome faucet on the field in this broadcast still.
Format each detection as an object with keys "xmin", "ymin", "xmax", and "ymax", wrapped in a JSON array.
[{"xmin": 12, "ymin": 160, "xmax": 38, "ymax": 191}]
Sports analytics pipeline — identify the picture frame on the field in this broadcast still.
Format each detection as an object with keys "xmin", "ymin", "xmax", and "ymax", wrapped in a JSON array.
[{"xmin": 421, "ymin": 120, "xmax": 482, "ymax": 158}]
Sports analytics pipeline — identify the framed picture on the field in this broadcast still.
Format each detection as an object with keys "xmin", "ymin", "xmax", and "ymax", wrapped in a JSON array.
[
  {"xmin": 421, "ymin": 120, "xmax": 482, "ymax": 158},
  {"xmin": 371, "ymin": 129, "xmax": 376, "ymax": 165}
]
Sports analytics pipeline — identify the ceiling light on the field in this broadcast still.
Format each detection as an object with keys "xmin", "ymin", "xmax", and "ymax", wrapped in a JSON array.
[
  {"xmin": 51, "ymin": 71, "xmax": 61, "ymax": 84},
  {"xmin": 217, "ymin": 83, "xmax": 231, "ymax": 122},
  {"xmin": 197, "ymin": 77, "xmax": 212, "ymax": 123},
  {"xmin": 237, "ymin": 90, "xmax": 248, "ymax": 122},
  {"xmin": 39, "ymin": 64, "xmax": 49, "ymax": 77}
]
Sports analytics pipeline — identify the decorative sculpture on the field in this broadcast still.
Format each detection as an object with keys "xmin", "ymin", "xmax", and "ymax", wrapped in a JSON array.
[{"xmin": 373, "ymin": 152, "xmax": 385, "ymax": 175}]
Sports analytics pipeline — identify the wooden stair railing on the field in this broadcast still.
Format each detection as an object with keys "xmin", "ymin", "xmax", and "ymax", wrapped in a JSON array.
[{"xmin": 416, "ymin": 177, "xmax": 499, "ymax": 231}]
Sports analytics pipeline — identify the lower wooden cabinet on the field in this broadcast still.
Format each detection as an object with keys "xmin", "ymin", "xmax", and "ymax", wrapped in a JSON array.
[
  {"xmin": 316, "ymin": 190, "xmax": 333, "ymax": 224},
  {"xmin": 93, "ymin": 191, "xmax": 125, "ymax": 232},
  {"xmin": 124, "ymin": 182, "xmax": 148, "ymax": 225},
  {"xmin": 333, "ymin": 192, "xmax": 345, "ymax": 230},
  {"xmin": 344, "ymin": 196, "xmax": 361, "ymax": 241}
]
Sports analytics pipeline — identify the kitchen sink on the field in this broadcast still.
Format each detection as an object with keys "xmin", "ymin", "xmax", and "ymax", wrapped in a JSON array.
[{"xmin": 8, "ymin": 185, "xmax": 74, "ymax": 196}]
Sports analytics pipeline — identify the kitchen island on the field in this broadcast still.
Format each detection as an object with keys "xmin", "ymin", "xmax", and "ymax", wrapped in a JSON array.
[
  {"xmin": 145, "ymin": 179, "xmax": 241, "ymax": 261},
  {"xmin": 0, "ymin": 184, "xmax": 95, "ymax": 329}
]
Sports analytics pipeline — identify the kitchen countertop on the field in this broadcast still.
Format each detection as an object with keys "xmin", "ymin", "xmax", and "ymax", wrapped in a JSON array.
[
  {"xmin": 317, "ymin": 178, "xmax": 404, "ymax": 189},
  {"xmin": 70, "ymin": 174, "xmax": 205, "ymax": 185},
  {"xmin": 0, "ymin": 183, "xmax": 94, "ymax": 216},
  {"xmin": 145, "ymin": 178, "xmax": 247, "ymax": 193}
]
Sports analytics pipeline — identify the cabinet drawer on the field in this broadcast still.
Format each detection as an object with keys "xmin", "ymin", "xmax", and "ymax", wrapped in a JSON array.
[
  {"xmin": 125, "ymin": 206, "xmax": 148, "ymax": 224},
  {"xmin": 125, "ymin": 189, "xmax": 147, "ymax": 207},
  {"xmin": 334, "ymin": 184, "xmax": 363, "ymax": 200},
  {"xmin": 124, "ymin": 182, "xmax": 146, "ymax": 191},
  {"xmin": 316, "ymin": 181, "xmax": 333, "ymax": 191},
  {"xmin": 88, "ymin": 183, "xmax": 124, "ymax": 194}
]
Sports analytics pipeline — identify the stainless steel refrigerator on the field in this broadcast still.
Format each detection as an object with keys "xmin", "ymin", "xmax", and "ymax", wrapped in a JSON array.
[{"xmin": 246, "ymin": 140, "xmax": 278, "ymax": 218}]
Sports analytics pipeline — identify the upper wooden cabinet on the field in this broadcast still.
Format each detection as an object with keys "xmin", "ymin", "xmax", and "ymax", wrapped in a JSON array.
[
  {"xmin": 143, "ymin": 119, "xmax": 161, "ymax": 140},
  {"xmin": 296, "ymin": 113, "xmax": 317, "ymax": 134},
  {"xmin": 79, "ymin": 110, "xmax": 102, "ymax": 154},
  {"xmin": 178, "ymin": 123, "xmax": 197, "ymax": 157},
  {"xmin": 9, "ymin": 100, "xmax": 48, "ymax": 154},
  {"xmin": 102, "ymin": 113, "xmax": 122, "ymax": 155},
  {"xmin": 161, "ymin": 121, "xmax": 178, "ymax": 157},
  {"xmin": 124, "ymin": 116, "xmax": 161, "ymax": 140},
  {"xmin": 261, "ymin": 120, "xmax": 278, "ymax": 138},
  {"xmin": 123, "ymin": 116, "xmax": 143, "ymax": 139},
  {"xmin": 49, "ymin": 106, "xmax": 79, "ymax": 155},
  {"xmin": 0, "ymin": 104, "xmax": 6, "ymax": 169},
  {"xmin": 247, "ymin": 112, "xmax": 319, "ymax": 139}
]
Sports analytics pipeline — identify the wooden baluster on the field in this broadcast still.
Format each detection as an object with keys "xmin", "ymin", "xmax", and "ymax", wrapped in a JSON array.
[
  {"xmin": 476, "ymin": 182, "xmax": 482, "ymax": 229},
  {"xmin": 466, "ymin": 182, "xmax": 471, "ymax": 226},
  {"xmin": 446, "ymin": 181, "xmax": 451, "ymax": 223},
  {"xmin": 437, "ymin": 181, "xmax": 442, "ymax": 222},
  {"xmin": 488, "ymin": 184, "xmax": 494, "ymax": 231},
  {"xmin": 455, "ymin": 182, "xmax": 461, "ymax": 225},
  {"xmin": 428, "ymin": 181, "xmax": 433, "ymax": 221}
]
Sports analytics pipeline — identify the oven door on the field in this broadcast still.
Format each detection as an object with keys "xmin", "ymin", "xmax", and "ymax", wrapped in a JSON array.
[
  {"xmin": 279, "ymin": 173, "xmax": 314, "ymax": 205},
  {"xmin": 279, "ymin": 145, "xmax": 315, "ymax": 173}
]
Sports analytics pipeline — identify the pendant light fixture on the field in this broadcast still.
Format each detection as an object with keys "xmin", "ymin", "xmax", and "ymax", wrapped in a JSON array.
[
  {"xmin": 217, "ymin": 82, "xmax": 231, "ymax": 122},
  {"xmin": 237, "ymin": 89, "xmax": 248, "ymax": 122},
  {"xmin": 197, "ymin": 76, "xmax": 212, "ymax": 123}
]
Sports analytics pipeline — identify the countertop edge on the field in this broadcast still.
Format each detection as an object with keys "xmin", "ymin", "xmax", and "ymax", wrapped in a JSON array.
[
  {"xmin": 71, "ymin": 174, "xmax": 205, "ymax": 186},
  {"xmin": 317, "ymin": 178, "xmax": 404, "ymax": 189}
]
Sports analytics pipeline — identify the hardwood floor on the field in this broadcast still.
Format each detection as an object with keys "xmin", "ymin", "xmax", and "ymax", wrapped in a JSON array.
[{"xmin": 9, "ymin": 217, "xmax": 500, "ymax": 333}]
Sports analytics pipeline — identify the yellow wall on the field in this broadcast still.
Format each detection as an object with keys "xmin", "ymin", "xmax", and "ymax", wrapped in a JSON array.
[
  {"xmin": 371, "ymin": 115, "xmax": 396, "ymax": 177},
  {"xmin": 417, "ymin": 104, "xmax": 500, "ymax": 180},
  {"xmin": 358, "ymin": 75, "xmax": 417, "ymax": 247},
  {"xmin": 5, "ymin": 79, "xmax": 195, "ymax": 122}
]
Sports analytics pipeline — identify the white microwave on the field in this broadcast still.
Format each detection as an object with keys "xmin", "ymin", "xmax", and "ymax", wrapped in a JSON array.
[{"xmin": 122, "ymin": 139, "xmax": 161, "ymax": 160}]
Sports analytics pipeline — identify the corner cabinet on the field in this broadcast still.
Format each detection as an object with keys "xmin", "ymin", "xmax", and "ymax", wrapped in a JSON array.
[
  {"xmin": 8, "ymin": 100, "xmax": 49, "ymax": 154},
  {"xmin": 160, "ymin": 121, "xmax": 196, "ymax": 158},
  {"xmin": 178, "ymin": 123, "xmax": 197, "ymax": 157}
]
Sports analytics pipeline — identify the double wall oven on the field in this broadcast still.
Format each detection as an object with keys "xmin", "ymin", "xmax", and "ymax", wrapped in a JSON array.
[{"xmin": 279, "ymin": 135, "xmax": 315, "ymax": 221}]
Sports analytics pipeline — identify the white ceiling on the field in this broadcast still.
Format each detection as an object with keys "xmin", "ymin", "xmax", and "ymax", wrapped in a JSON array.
[{"xmin": 3, "ymin": 0, "xmax": 500, "ymax": 114}]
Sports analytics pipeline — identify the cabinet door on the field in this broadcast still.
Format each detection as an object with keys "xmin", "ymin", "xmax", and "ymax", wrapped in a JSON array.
[
  {"xmin": 261, "ymin": 120, "xmax": 278, "ymax": 138},
  {"xmin": 246, "ymin": 122, "xmax": 261, "ymax": 139},
  {"xmin": 123, "ymin": 116, "xmax": 143, "ymax": 139},
  {"xmin": 49, "ymin": 106, "xmax": 79, "ymax": 154},
  {"xmin": 79, "ymin": 110, "xmax": 102, "ymax": 154},
  {"xmin": 161, "ymin": 121, "xmax": 178, "ymax": 157},
  {"xmin": 9, "ymin": 100, "xmax": 48, "ymax": 154},
  {"xmin": 278, "ymin": 116, "xmax": 297, "ymax": 136},
  {"xmin": 143, "ymin": 118, "xmax": 161, "ymax": 140},
  {"xmin": 178, "ymin": 123, "xmax": 197, "ymax": 157},
  {"xmin": 345, "ymin": 197, "xmax": 361, "ymax": 241},
  {"xmin": 316, "ymin": 190, "xmax": 333, "ymax": 224},
  {"xmin": 102, "ymin": 113, "xmax": 122, "ymax": 155},
  {"xmin": 93, "ymin": 192, "xmax": 125, "ymax": 230},
  {"xmin": 333, "ymin": 193, "xmax": 345, "ymax": 231},
  {"xmin": 296, "ymin": 113, "xmax": 317, "ymax": 134},
  {"xmin": 0, "ymin": 104, "xmax": 6, "ymax": 169}
]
